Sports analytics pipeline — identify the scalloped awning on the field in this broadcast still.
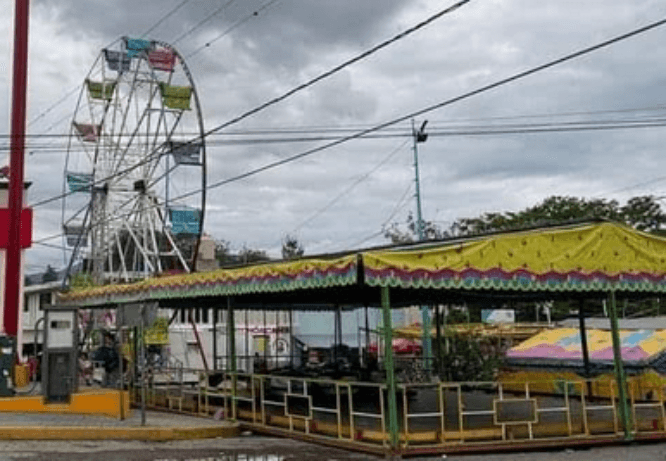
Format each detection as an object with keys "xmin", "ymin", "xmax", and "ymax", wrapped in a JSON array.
[
  {"xmin": 60, "ymin": 255, "xmax": 358, "ymax": 306},
  {"xmin": 60, "ymin": 222, "xmax": 666, "ymax": 307},
  {"xmin": 362, "ymin": 222, "xmax": 666, "ymax": 293}
]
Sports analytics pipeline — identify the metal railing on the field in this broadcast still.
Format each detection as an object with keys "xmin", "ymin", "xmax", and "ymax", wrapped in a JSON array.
[{"xmin": 128, "ymin": 368, "xmax": 666, "ymax": 451}]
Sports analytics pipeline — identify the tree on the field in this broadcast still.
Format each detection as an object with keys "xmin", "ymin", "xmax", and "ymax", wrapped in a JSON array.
[
  {"xmin": 383, "ymin": 212, "xmax": 449, "ymax": 244},
  {"xmin": 238, "ymin": 246, "xmax": 270, "ymax": 264},
  {"xmin": 281, "ymin": 234, "xmax": 304, "ymax": 260},
  {"xmin": 215, "ymin": 239, "xmax": 233, "ymax": 266},
  {"xmin": 454, "ymin": 195, "xmax": 666, "ymax": 235},
  {"xmin": 622, "ymin": 196, "xmax": 666, "ymax": 233},
  {"xmin": 385, "ymin": 195, "xmax": 666, "ymax": 242}
]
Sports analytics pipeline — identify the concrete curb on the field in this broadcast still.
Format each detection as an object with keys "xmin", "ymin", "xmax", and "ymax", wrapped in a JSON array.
[{"xmin": 0, "ymin": 423, "xmax": 241, "ymax": 441}]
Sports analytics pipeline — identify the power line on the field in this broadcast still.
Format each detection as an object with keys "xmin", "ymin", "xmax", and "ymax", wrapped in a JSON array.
[
  {"xmin": 27, "ymin": 0, "xmax": 198, "ymax": 142},
  {"xmin": 187, "ymin": 0, "xmax": 281, "ymax": 60},
  {"xmin": 12, "ymin": 109, "xmax": 666, "ymax": 160},
  {"xmin": 28, "ymin": 1, "xmax": 472, "ymax": 210},
  {"xmin": 198, "ymin": 0, "xmax": 473, "ymax": 141},
  {"xmin": 291, "ymin": 139, "xmax": 410, "ymax": 233},
  {"xmin": 172, "ymin": 0, "xmax": 238, "ymax": 45},
  {"xmin": 188, "ymin": 14, "xmax": 666, "ymax": 200},
  {"xmin": 344, "ymin": 181, "xmax": 414, "ymax": 250},
  {"xmin": 142, "ymin": 0, "xmax": 193, "ymax": 38},
  {"xmin": 31, "ymin": 12, "xmax": 666, "ymax": 249}
]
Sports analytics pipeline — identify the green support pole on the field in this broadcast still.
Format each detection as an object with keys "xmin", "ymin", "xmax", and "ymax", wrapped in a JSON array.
[
  {"xmin": 608, "ymin": 291, "xmax": 632, "ymax": 439},
  {"xmin": 227, "ymin": 297, "xmax": 237, "ymax": 420},
  {"xmin": 381, "ymin": 286, "xmax": 400, "ymax": 451},
  {"xmin": 412, "ymin": 119, "xmax": 432, "ymax": 374}
]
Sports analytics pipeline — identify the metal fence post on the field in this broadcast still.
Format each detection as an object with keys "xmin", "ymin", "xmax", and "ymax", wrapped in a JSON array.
[
  {"xmin": 227, "ymin": 296, "xmax": 237, "ymax": 420},
  {"xmin": 381, "ymin": 286, "xmax": 400, "ymax": 451},
  {"xmin": 608, "ymin": 290, "xmax": 632, "ymax": 439}
]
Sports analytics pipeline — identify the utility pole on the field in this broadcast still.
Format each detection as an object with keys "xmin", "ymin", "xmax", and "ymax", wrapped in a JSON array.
[
  {"xmin": 411, "ymin": 119, "xmax": 432, "ymax": 374},
  {"xmin": 3, "ymin": 0, "xmax": 31, "ymax": 338}
]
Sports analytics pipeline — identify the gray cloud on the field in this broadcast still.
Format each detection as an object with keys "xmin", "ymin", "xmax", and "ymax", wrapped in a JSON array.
[{"xmin": 10, "ymin": 0, "xmax": 666, "ymax": 273}]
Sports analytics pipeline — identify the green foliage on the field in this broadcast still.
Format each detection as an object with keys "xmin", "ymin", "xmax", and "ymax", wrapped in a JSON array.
[
  {"xmin": 215, "ymin": 239, "xmax": 233, "ymax": 265},
  {"xmin": 69, "ymin": 272, "xmax": 98, "ymax": 289},
  {"xmin": 385, "ymin": 195, "xmax": 666, "ymax": 243},
  {"xmin": 436, "ymin": 335, "xmax": 503, "ymax": 382},
  {"xmin": 383, "ymin": 211, "xmax": 448, "ymax": 244},
  {"xmin": 454, "ymin": 195, "xmax": 666, "ymax": 236},
  {"xmin": 281, "ymin": 234, "xmax": 305, "ymax": 260},
  {"xmin": 238, "ymin": 246, "xmax": 270, "ymax": 264}
]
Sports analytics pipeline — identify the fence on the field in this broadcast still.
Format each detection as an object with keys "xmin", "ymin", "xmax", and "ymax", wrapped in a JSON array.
[{"xmin": 128, "ymin": 368, "xmax": 666, "ymax": 455}]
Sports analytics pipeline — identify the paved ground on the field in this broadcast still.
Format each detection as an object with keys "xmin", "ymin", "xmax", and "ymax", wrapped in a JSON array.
[
  {"xmin": 0, "ymin": 409, "xmax": 664, "ymax": 459},
  {"xmin": 0, "ymin": 435, "xmax": 663, "ymax": 460},
  {"xmin": 0, "ymin": 409, "xmax": 238, "ymax": 441},
  {"xmin": 0, "ymin": 410, "xmax": 225, "ymax": 427}
]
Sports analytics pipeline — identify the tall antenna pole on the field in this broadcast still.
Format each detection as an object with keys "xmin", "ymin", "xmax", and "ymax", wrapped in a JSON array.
[{"xmin": 411, "ymin": 119, "xmax": 432, "ymax": 374}]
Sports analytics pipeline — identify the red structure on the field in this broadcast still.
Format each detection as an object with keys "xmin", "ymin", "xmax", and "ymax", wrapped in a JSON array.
[{"xmin": 3, "ymin": 0, "xmax": 31, "ymax": 337}]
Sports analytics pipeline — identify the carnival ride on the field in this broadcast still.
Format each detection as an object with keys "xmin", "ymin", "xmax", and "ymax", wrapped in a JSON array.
[{"xmin": 61, "ymin": 37, "xmax": 206, "ymax": 283}]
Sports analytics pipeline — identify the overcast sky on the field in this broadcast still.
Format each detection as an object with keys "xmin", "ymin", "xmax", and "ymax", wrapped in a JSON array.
[{"xmin": 3, "ymin": 0, "xmax": 666, "ymax": 274}]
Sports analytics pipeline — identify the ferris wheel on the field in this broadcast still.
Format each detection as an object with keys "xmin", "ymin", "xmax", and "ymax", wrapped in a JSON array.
[{"xmin": 62, "ymin": 37, "xmax": 207, "ymax": 283}]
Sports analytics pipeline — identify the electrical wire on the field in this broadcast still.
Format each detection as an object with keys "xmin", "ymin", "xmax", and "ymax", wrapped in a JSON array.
[
  {"xmin": 142, "ymin": 0, "xmax": 193, "ymax": 38},
  {"xmin": 186, "ymin": 0, "xmax": 281, "ymax": 60},
  {"xmin": 30, "ymin": 13, "xmax": 666, "ymax": 250},
  {"xmin": 26, "ymin": 0, "xmax": 194, "ymax": 142},
  {"xmin": 28, "ymin": 0, "xmax": 473, "ymax": 210},
  {"xmin": 184, "ymin": 14, "xmax": 666, "ymax": 202},
  {"xmin": 290, "ymin": 140, "xmax": 410, "ymax": 233},
  {"xmin": 197, "ymin": 0, "xmax": 473, "ymax": 141},
  {"xmin": 172, "ymin": 0, "xmax": 238, "ymax": 45},
  {"xmin": 343, "ymin": 182, "xmax": 415, "ymax": 250}
]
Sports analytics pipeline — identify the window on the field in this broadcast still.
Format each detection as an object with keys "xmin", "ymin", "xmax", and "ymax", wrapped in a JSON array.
[{"xmin": 39, "ymin": 292, "xmax": 52, "ymax": 311}]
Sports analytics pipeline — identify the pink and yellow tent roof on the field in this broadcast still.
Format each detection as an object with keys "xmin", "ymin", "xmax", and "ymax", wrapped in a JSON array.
[
  {"xmin": 59, "ymin": 221, "xmax": 666, "ymax": 308},
  {"xmin": 506, "ymin": 327, "xmax": 666, "ymax": 365}
]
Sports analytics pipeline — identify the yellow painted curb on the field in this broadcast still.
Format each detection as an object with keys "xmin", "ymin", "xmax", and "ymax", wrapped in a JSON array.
[
  {"xmin": 0, "ymin": 423, "xmax": 240, "ymax": 440},
  {"xmin": 0, "ymin": 391, "xmax": 130, "ymax": 419}
]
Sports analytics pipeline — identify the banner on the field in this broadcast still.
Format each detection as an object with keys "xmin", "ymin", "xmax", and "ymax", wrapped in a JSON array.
[{"xmin": 144, "ymin": 317, "xmax": 170, "ymax": 345}]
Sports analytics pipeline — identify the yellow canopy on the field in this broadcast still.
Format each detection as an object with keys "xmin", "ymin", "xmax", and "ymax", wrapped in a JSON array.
[
  {"xmin": 363, "ymin": 222, "xmax": 666, "ymax": 293},
  {"xmin": 61, "ymin": 221, "xmax": 666, "ymax": 306}
]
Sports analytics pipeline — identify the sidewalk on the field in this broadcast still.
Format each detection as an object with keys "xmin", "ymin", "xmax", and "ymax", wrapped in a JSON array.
[{"xmin": 0, "ymin": 409, "xmax": 240, "ymax": 440}]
